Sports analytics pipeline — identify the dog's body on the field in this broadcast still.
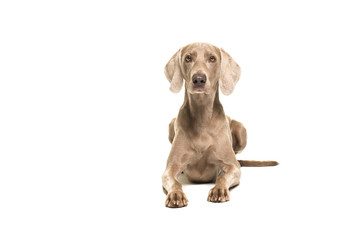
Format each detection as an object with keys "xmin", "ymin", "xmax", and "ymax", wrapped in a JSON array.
[{"xmin": 162, "ymin": 43, "xmax": 277, "ymax": 208}]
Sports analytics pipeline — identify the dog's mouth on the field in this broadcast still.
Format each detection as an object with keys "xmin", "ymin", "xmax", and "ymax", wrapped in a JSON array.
[{"xmin": 191, "ymin": 86, "xmax": 207, "ymax": 94}]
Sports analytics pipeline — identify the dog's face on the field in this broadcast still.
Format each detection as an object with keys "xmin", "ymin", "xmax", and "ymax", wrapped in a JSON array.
[
  {"xmin": 165, "ymin": 42, "xmax": 241, "ymax": 95},
  {"xmin": 180, "ymin": 43, "xmax": 221, "ymax": 94}
]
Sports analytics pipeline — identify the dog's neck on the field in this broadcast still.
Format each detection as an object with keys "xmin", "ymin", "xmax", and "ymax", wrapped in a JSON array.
[{"xmin": 181, "ymin": 86, "xmax": 224, "ymax": 127}]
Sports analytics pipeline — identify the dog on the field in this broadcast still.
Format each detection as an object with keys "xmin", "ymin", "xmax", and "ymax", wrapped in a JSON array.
[{"xmin": 162, "ymin": 43, "xmax": 278, "ymax": 208}]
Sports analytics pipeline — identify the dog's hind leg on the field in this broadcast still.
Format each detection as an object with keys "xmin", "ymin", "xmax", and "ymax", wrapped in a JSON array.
[
  {"xmin": 229, "ymin": 119, "xmax": 247, "ymax": 154},
  {"xmin": 168, "ymin": 118, "xmax": 176, "ymax": 144}
]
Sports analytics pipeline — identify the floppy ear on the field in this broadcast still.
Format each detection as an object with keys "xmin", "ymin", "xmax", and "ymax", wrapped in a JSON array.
[
  {"xmin": 219, "ymin": 48, "xmax": 241, "ymax": 95},
  {"xmin": 164, "ymin": 48, "xmax": 183, "ymax": 93}
]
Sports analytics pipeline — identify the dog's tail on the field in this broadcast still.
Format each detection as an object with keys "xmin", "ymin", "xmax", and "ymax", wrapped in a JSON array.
[{"xmin": 238, "ymin": 160, "xmax": 279, "ymax": 167}]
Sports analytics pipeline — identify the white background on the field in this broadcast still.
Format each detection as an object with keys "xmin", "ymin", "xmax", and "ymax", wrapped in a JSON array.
[{"xmin": 1, "ymin": 0, "xmax": 359, "ymax": 239}]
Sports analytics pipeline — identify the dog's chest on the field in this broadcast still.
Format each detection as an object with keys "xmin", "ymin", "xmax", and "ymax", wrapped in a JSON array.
[
  {"xmin": 188, "ymin": 131, "xmax": 214, "ymax": 153},
  {"xmin": 187, "ymin": 124, "xmax": 230, "ymax": 151}
]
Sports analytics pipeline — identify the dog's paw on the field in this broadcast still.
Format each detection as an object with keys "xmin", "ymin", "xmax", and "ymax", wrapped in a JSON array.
[
  {"xmin": 207, "ymin": 186, "xmax": 230, "ymax": 203},
  {"xmin": 165, "ymin": 190, "xmax": 188, "ymax": 208}
]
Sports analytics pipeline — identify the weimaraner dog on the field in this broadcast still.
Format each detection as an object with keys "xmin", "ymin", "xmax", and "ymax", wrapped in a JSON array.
[{"xmin": 162, "ymin": 43, "xmax": 278, "ymax": 208}]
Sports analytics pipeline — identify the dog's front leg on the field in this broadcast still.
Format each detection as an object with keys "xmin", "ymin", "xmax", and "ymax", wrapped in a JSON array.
[
  {"xmin": 207, "ymin": 163, "xmax": 241, "ymax": 202},
  {"xmin": 208, "ymin": 149, "xmax": 241, "ymax": 203},
  {"xmin": 162, "ymin": 165, "xmax": 188, "ymax": 208},
  {"xmin": 162, "ymin": 134, "xmax": 190, "ymax": 208}
]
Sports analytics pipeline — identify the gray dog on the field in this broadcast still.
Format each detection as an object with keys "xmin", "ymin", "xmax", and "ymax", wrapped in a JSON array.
[{"xmin": 162, "ymin": 43, "xmax": 278, "ymax": 208}]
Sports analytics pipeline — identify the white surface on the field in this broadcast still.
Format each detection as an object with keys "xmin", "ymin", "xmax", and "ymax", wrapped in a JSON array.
[{"xmin": 1, "ymin": 0, "xmax": 359, "ymax": 239}]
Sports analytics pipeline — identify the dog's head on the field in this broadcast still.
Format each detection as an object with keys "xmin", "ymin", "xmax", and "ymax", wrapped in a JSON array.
[{"xmin": 164, "ymin": 42, "xmax": 241, "ymax": 95}]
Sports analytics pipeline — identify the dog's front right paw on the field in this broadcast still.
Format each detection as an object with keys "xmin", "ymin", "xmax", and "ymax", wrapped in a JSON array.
[{"xmin": 165, "ymin": 191, "xmax": 188, "ymax": 208}]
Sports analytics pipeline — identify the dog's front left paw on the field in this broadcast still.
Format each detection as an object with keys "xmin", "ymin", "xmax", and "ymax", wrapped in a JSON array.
[
  {"xmin": 207, "ymin": 186, "xmax": 230, "ymax": 203},
  {"xmin": 165, "ymin": 190, "xmax": 188, "ymax": 208}
]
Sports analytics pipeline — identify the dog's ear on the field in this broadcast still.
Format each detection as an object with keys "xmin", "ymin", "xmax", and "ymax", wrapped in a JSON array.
[
  {"xmin": 219, "ymin": 48, "xmax": 241, "ymax": 95},
  {"xmin": 164, "ymin": 48, "xmax": 183, "ymax": 93}
]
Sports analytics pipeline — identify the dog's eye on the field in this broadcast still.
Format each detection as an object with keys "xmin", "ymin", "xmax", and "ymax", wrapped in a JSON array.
[
  {"xmin": 209, "ymin": 56, "xmax": 216, "ymax": 62},
  {"xmin": 185, "ymin": 55, "xmax": 192, "ymax": 62}
]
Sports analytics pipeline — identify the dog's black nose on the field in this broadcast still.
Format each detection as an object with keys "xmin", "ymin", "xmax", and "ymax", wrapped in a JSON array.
[{"xmin": 192, "ymin": 73, "xmax": 207, "ymax": 86}]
